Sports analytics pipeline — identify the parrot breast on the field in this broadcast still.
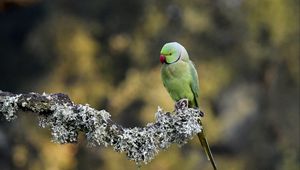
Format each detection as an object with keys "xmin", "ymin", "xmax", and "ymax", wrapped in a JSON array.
[{"xmin": 161, "ymin": 61, "xmax": 194, "ymax": 104}]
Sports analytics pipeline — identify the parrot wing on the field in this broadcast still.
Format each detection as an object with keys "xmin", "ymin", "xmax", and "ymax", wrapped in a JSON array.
[{"xmin": 189, "ymin": 61, "xmax": 200, "ymax": 108}]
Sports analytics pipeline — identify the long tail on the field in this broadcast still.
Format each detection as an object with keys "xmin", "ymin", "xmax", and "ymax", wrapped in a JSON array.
[{"xmin": 197, "ymin": 121, "xmax": 217, "ymax": 170}]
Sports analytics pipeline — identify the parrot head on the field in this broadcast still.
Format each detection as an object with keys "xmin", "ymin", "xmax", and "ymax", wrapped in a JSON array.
[{"xmin": 160, "ymin": 42, "xmax": 189, "ymax": 64}]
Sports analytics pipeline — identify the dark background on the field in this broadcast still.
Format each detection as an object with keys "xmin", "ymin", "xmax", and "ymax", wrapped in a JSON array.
[{"xmin": 0, "ymin": 0, "xmax": 299, "ymax": 170}]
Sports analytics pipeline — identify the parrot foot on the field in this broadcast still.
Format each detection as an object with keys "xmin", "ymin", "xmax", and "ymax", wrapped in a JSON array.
[
  {"xmin": 175, "ymin": 99, "xmax": 189, "ymax": 110},
  {"xmin": 193, "ymin": 108, "xmax": 205, "ymax": 117},
  {"xmin": 199, "ymin": 110, "xmax": 205, "ymax": 117}
]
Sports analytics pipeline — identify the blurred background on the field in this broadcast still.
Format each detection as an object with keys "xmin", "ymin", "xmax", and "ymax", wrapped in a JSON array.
[{"xmin": 0, "ymin": 0, "xmax": 299, "ymax": 170}]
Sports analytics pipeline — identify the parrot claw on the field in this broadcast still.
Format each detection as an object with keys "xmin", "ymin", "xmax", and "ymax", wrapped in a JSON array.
[
  {"xmin": 175, "ymin": 99, "xmax": 189, "ymax": 110},
  {"xmin": 199, "ymin": 110, "xmax": 205, "ymax": 117},
  {"xmin": 192, "ymin": 108, "xmax": 205, "ymax": 117}
]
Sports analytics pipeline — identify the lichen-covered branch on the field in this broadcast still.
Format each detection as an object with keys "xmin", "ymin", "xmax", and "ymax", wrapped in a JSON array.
[{"xmin": 0, "ymin": 90, "xmax": 203, "ymax": 165}]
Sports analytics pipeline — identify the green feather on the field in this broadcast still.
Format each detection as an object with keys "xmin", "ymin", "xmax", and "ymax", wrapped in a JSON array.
[
  {"xmin": 161, "ymin": 60, "xmax": 194, "ymax": 103},
  {"xmin": 189, "ymin": 60, "xmax": 200, "ymax": 108}
]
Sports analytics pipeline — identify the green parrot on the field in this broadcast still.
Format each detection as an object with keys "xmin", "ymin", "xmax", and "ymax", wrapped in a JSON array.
[{"xmin": 160, "ymin": 42, "xmax": 217, "ymax": 170}]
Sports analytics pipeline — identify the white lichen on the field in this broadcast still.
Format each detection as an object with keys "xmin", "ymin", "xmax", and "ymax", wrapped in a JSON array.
[
  {"xmin": 0, "ymin": 92, "xmax": 203, "ymax": 165},
  {"xmin": 0, "ymin": 95, "xmax": 20, "ymax": 121},
  {"xmin": 37, "ymin": 102, "xmax": 202, "ymax": 164}
]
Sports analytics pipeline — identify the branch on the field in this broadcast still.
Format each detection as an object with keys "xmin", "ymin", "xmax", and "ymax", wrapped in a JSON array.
[{"xmin": 0, "ymin": 90, "xmax": 203, "ymax": 165}]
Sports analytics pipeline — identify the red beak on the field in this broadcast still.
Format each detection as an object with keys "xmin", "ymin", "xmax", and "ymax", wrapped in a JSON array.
[{"xmin": 160, "ymin": 55, "xmax": 166, "ymax": 64}]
